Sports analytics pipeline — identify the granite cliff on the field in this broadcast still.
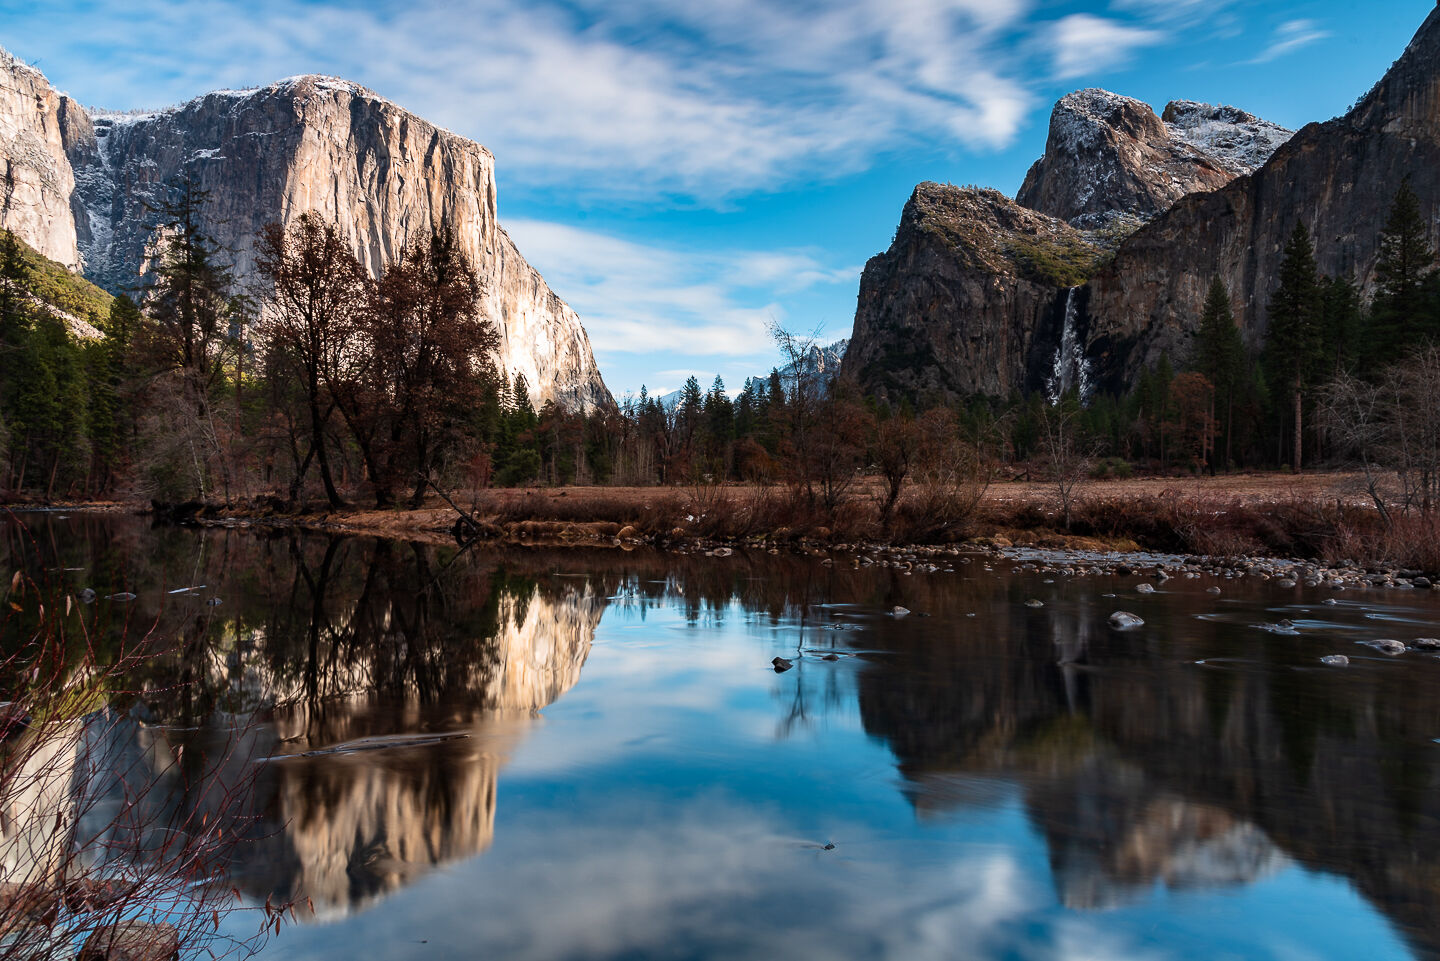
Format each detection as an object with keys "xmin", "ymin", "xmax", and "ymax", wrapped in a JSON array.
[
  {"xmin": 1017, "ymin": 89, "xmax": 1291, "ymax": 230},
  {"xmin": 843, "ymin": 184, "xmax": 1101, "ymax": 403},
  {"xmin": 0, "ymin": 56, "xmax": 611, "ymax": 412},
  {"xmin": 841, "ymin": 3, "xmax": 1440, "ymax": 407},
  {"xmin": 0, "ymin": 48, "xmax": 81, "ymax": 268},
  {"xmin": 1087, "ymin": 5, "xmax": 1440, "ymax": 386},
  {"xmin": 845, "ymin": 82, "xmax": 1293, "ymax": 403}
]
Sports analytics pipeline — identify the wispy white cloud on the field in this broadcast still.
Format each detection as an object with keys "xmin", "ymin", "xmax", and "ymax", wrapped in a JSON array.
[
  {"xmin": 1248, "ymin": 19, "xmax": 1330, "ymax": 64},
  {"xmin": 505, "ymin": 218, "xmax": 858, "ymax": 393},
  {"xmin": 1108, "ymin": 0, "xmax": 1221, "ymax": 23},
  {"xmin": 1048, "ymin": 14, "xmax": 1167, "ymax": 81},
  {"xmin": 8, "ymin": 0, "xmax": 1042, "ymax": 202}
]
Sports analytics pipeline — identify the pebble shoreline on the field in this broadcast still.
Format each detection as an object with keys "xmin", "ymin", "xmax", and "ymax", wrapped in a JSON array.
[{"xmin": 671, "ymin": 537, "xmax": 1439, "ymax": 592}]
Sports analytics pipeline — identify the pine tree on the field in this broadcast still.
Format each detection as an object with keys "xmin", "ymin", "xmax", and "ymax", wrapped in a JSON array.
[
  {"xmin": 84, "ymin": 295, "xmax": 141, "ymax": 492},
  {"xmin": 136, "ymin": 173, "xmax": 241, "ymax": 501},
  {"xmin": 1368, "ymin": 180, "xmax": 1438, "ymax": 367},
  {"xmin": 0, "ymin": 231, "xmax": 29, "ymax": 399},
  {"xmin": 1319, "ymin": 275, "xmax": 1364, "ymax": 375},
  {"xmin": 142, "ymin": 173, "xmax": 236, "ymax": 395},
  {"xmin": 1194, "ymin": 277, "xmax": 1247, "ymax": 470},
  {"xmin": 1263, "ymin": 221, "xmax": 1324, "ymax": 471}
]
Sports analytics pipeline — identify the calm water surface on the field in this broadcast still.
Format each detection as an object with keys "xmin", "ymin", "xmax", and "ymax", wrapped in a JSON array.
[{"xmin": 5, "ymin": 513, "xmax": 1440, "ymax": 960}]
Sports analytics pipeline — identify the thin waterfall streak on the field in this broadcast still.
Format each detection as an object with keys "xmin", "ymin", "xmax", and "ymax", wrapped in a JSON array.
[{"xmin": 1046, "ymin": 287, "xmax": 1092, "ymax": 406}]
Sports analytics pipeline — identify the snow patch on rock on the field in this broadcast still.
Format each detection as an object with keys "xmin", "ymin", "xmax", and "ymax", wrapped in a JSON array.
[{"xmin": 1163, "ymin": 100, "xmax": 1293, "ymax": 176}]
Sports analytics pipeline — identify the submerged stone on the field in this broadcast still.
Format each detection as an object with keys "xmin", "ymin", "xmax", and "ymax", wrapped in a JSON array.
[{"xmin": 1108, "ymin": 611, "xmax": 1144, "ymax": 629}]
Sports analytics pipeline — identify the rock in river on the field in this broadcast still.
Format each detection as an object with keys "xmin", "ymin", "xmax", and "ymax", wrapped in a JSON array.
[{"xmin": 1108, "ymin": 611, "xmax": 1145, "ymax": 629}]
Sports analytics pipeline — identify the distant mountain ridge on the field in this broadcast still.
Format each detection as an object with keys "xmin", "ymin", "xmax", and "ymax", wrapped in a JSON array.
[
  {"xmin": 0, "ymin": 51, "xmax": 612, "ymax": 411},
  {"xmin": 648, "ymin": 339, "xmax": 849, "ymax": 409}
]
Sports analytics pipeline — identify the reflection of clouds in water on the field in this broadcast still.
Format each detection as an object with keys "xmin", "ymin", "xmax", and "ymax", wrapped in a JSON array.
[
  {"xmin": 506, "ymin": 603, "xmax": 863, "ymax": 778},
  {"xmin": 1049, "ymin": 918, "xmax": 1172, "ymax": 961},
  {"xmin": 260, "ymin": 796, "xmax": 1164, "ymax": 961}
]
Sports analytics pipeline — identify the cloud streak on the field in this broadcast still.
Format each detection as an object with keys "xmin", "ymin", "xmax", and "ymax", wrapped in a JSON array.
[
  {"xmin": 505, "ymin": 218, "xmax": 858, "ymax": 393},
  {"xmin": 1248, "ymin": 19, "xmax": 1330, "ymax": 64},
  {"xmin": 1049, "ymin": 14, "xmax": 1166, "ymax": 80},
  {"xmin": 6, "ymin": 0, "xmax": 1048, "ymax": 202}
]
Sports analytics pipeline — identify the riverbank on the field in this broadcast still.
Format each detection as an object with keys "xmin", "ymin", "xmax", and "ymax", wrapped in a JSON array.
[{"xmin": 18, "ymin": 470, "xmax": 1420, "ymax": 577}]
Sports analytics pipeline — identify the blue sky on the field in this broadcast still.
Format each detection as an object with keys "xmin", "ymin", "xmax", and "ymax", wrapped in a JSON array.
[{"xmin": 0, "ymin": 0, "xmax": 1431, "ymax": 398}]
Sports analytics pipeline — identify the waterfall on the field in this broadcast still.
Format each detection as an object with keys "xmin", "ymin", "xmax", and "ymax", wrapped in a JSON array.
[{"xmin": 1045, "ymin": 287, "xmax": 1092, "ymax": 406}]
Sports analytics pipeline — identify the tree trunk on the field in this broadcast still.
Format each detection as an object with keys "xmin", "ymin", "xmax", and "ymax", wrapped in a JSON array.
[
  {"xmin": 1224, "ymin": 393, "xmax": 1234, "ymax": 470},
  {"xmin": 308, "ymin": 396, "xmax": 346, "ymax": 509},
  {"xmin": 1292, "ymin": 385, "xmax": 1303, "ymax": 473}
]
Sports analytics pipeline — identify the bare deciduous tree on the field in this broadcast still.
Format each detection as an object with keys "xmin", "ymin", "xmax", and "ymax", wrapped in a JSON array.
[
  {"xmin": 255, "ymin": 214, "xmax": 371, "ymax": 509},
  {"xmin": 1038, "ymin": 402, "xmax": 1094, "ymax": 530}
]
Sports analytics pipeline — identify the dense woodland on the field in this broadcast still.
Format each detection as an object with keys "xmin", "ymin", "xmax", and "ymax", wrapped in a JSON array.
[{"xmin": 0, "ymin": 176, "xmax": 1438, "ymax": 521}]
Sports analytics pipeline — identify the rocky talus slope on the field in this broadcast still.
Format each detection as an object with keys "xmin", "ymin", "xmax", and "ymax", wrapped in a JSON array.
[{"xmin": 0, "ymin": 58, "xmax": 611, "ymax": 411}]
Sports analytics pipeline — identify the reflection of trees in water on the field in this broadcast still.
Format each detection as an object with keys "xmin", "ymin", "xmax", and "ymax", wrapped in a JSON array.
[
  {"xmin": 15, "ymin": 518, "xmax": 1440, "ymax": 952},
  {"xmin": 1, "ymin": 521, "xmax": 611, "ymax": 919},
  {"xmin": 848, "ymin": 587, "xmax": 1440, "ymax": 958}
]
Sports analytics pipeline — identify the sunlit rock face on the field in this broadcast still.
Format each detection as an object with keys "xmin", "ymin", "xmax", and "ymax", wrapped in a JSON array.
[
  {"xmin": 0, "ymin": 51, "xmax": 611, "ymax": 412},
  {"xmin": 0, "ymin": 48, "xmax": 80, "ymax": 267},
  {"xmin": 1016, "ymin": 89, "xmax": 1290, "ymax": 230}
]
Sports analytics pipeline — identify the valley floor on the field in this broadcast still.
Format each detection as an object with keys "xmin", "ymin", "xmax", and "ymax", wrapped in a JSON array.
[
  {"xmin": 8, "ymin": 470, "xmax": 1435, "ymax": 575},
  {"xmin": 47, "ymin": 469, "xmax": 1417, "ymax": 574}
]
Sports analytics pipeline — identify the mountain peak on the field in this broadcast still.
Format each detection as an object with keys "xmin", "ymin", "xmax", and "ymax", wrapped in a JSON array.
[
  {"xmin": 1016, "ymin": 88, "xmax": 1289, "ymax": 229},
  {"xmin": 1162, "ymin": 100, "xmax": 1292, "ymax": 176}
]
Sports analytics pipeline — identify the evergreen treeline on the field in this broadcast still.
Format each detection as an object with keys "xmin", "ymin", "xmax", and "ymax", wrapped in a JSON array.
[{"xmin": 2, "ymin": 178, "xmax": 1438, "ymax": 508}]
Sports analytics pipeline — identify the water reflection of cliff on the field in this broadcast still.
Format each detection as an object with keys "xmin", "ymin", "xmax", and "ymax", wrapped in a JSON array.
[
  {"xmin": 13, "ymin": 517, "xmax": 1440, "ymax": 954},
  {"xmin": 0, "ymin": 521, "xmax": 603, "ymax": 920},
  {"xmin": 238, "ymin": 576, "xmax": 601, "ymax": 918},
  {"xmin": 849, "ymin": 588, "xmax": 1440, "ymax": 957}
]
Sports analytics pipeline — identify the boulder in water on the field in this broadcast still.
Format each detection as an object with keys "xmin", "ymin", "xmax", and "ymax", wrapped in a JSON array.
[{"xmin": 1108, "ymin": 611, "xmax": 1144, "ymax": 629}]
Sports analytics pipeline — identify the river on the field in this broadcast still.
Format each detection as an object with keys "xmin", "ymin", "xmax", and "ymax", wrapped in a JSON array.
[{"xmin": 3, "ymin": 513, "xmax": 1440, "ymax": 960}]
